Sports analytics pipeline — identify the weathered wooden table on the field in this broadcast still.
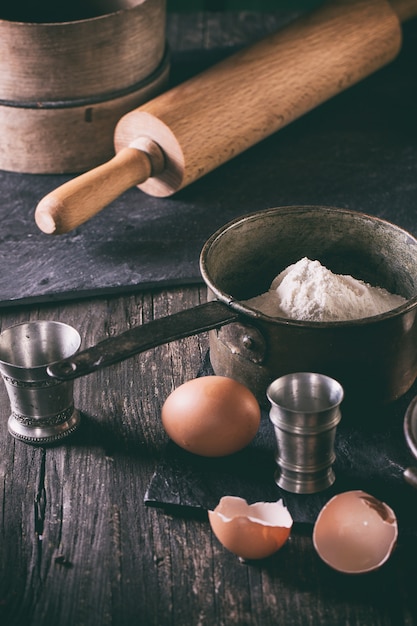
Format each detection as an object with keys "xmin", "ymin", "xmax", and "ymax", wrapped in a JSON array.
[{"xmin": 2, "ymin": 10, "xmax": 417, "ymax": 626}]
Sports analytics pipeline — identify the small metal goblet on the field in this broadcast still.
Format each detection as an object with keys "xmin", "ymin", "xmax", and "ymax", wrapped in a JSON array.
[{"xmin": 0, "ymin": 320, "xmax": 81, "ymax": 445}]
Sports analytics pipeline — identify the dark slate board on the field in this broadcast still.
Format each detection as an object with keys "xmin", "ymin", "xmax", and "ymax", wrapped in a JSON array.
[
  {"xmin": 145, "ymin": 352, "xmax": 417, "ymax": 534},
  {"xmin": 1, "ymin": 21, "xmax": 417, "ymax": 307}
]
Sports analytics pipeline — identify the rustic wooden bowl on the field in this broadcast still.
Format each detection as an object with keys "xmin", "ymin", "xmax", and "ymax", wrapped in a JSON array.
[{"xmin": 0, "ymin": 0, "xmax": 168, "ymax": 173}]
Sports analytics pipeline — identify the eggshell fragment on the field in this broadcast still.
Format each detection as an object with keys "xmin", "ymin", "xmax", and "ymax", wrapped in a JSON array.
[
  {"xmin": 161, "ymin": 376, "xmax": 261, "ymax": 457},
  {"xmin": 208, "ymin": 496, "xmax": 293, "ymax": 560},
  {"xmin": 313, "ymin": 490, "xmax": 398, "ymax": 574}
]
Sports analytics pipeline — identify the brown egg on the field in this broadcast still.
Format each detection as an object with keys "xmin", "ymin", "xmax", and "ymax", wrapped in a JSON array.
[
  {"xmin": 313, "ymin": 490, "xmax": 398, "ymax": 574},
  {"xmin": 161, "ymin": 376, "xmax": 261, "ymax": 457},
  {"xmin": 209, "ymin": 496, "xmax": 293, "ymax": 560}
]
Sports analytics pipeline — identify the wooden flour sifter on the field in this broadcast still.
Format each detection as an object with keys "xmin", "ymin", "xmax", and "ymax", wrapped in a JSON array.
[{"xmin": 35, "ymin": 0, "xmax": 417, "ymax": 235}]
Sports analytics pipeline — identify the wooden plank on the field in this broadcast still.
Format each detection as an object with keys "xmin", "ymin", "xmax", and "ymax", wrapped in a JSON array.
[
  {"xmin": 1, "ymin": 288, "xmax": 417, "ymax": 624},
  {"xmin": 0, "ymin": 287, "xmax": 211, "ymax": 625}
]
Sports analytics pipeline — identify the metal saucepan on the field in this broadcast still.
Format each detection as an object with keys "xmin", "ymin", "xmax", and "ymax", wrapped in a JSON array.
[{"xmin": 48, "ymin": 206, "xmax": 417, "ymax": 409}]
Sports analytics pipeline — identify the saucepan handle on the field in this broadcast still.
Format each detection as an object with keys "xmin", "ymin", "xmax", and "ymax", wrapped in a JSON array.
[{"xmin": 47, "ymin": 300, "xmax": 238, "ymax": 381}]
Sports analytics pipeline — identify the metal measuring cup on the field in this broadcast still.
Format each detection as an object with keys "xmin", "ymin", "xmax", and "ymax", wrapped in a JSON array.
[
  {"xmin": 0, "ymin": 320, "xmax": 81, "ymax": 445},
  {"xmin": 267, "ymin": 372, "xmax": 344, "ymax": 494}
]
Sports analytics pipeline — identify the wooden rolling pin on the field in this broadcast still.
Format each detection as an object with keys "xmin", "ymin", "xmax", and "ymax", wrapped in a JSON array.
[{"xmin": 35, "ymin": 0, "xmax": 417, "ymax": 235}]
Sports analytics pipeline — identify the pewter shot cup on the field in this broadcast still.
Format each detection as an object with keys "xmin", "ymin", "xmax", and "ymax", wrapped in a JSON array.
[
  {"xmin": 0, "ymin": 320, "xmax": 81, "ymax": 445},
  {"xmin": 267, "ymin": 372, "xmax": 344, "ymax": 494}
]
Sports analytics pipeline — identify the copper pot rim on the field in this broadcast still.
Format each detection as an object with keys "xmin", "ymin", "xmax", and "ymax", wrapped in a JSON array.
[{"xmin": 200, "ymin": 205, "xmax": 417, "ymax": 329}]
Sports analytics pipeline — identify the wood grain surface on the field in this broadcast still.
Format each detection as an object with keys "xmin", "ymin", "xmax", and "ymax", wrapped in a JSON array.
[
  {"xmin": 2, "ymin": 10, "xmax": 417, "ymax": 626},
  {"xmin": 0, "ymin": 0, "xmax": 166, "ymax": 100},
  {"xmin": 0, "ymin": 0, "xmax": 168, "ymax": 174},
  {"xmin": 0, "ymin": 286, "xmax": 210, "ymax": 626},
  {"xmin": 2, "ymin": 286, "xmax": 417, "ymax": 625}
]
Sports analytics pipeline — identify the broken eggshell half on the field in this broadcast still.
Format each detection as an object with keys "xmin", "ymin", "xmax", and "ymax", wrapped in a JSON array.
[
  {"xmin": 312, "ymin": 490, "xmax": 398, "ymax": 574},
  {"xmin": 208, "ymin": 495, "xmax": 293, "ymax": 560}
]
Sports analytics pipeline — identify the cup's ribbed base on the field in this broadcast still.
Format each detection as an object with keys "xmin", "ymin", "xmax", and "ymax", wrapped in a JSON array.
[{"xmin": 8, "ymin": 409, "xmax": 81, "ymax": 445}]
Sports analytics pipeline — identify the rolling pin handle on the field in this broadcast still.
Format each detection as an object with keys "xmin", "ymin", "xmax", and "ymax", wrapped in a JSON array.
[
  {"xmin": 129, "ymin": 136, "xmax": 165, "ymax": 177},
  {"xmin": 34, "ymin": 140, "xmax": 164, "ymax": 235}
]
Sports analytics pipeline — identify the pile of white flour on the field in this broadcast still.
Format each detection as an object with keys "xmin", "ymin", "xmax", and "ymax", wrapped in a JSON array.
[{"xmin": 245, "ymin": 257, "xmax": 406, "ymax": 322}]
